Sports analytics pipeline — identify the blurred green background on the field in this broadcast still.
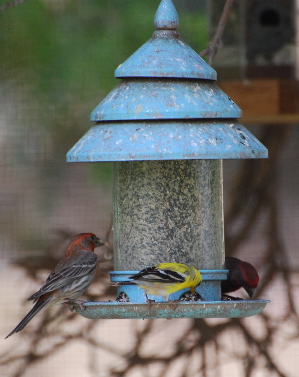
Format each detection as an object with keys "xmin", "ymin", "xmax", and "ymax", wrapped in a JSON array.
[
  {"xmin": 0, "ymin": 0, "xmax": 208, "ymax": 250},
  {"xmin": 0, "ymin": 0, "xmax": 208, "ymax": 170}
]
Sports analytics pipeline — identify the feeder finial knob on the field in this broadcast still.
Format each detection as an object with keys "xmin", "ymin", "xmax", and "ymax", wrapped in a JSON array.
[{"xmin": 154, "ymin": 0, "xmax": 179, "ymax": 30}]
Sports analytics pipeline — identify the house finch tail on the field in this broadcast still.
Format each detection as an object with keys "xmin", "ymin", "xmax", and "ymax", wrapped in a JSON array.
[
  {"xmin": 5, "ymin": 297, "xmax": 52, "ymax": 338},
  {"xmin": 5, "ymin": 233, "xmax": 104, "ymax": 339}
]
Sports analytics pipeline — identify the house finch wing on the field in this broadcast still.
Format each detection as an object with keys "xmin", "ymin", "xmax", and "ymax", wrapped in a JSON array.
[{"xmin": 28, "ymin": 250, "xmax": 98, "ymax": 302}]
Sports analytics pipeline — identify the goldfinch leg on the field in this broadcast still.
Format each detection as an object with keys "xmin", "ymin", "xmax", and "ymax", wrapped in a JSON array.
[
  {"xmin": 145, "ymin": 294, "xmax": 155, "ymax": 309},
  {"xmin": 64, "ymin": 298, "xmax": 88, "ymax": 311},
  {"xmin": 168, "ymin": 299, "xmax": 179, "ymax": 310}
]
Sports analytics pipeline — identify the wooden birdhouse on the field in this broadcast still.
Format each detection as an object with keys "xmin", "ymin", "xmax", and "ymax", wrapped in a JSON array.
[{"xmin": 209, "ymin": 0, "xmax": 299, "ymax": 123}]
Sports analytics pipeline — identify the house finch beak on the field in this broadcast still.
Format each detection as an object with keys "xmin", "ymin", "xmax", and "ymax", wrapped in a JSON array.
[
  {"xmin": 5, "ymin": 233, "xmax": 104, "ymax": 339},
  {"xmin": 222, "ymin": 256, "xmax": 259, "ymax": 299}
]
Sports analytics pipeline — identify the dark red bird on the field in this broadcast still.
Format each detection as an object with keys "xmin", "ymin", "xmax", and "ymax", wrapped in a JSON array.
[
  {"xmin": 6, "ymin": 233, "xmax": 104, "ymax": 339},
  {"xmin": 222, "ymin": 256, "xmax": 259, "ymax": 299}
]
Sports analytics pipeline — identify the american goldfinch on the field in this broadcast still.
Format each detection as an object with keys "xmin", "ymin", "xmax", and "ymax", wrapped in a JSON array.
[
  {"xmin": 129, "ymin": 263, "xmax": 202, "ymax": 305},
  {"xmin": 222, "ymin": 256, "xmax": 259, "ymax": 300},
  {"xmin": 6, "ymin": 233, "xmax": 104, "ymax": 339}
]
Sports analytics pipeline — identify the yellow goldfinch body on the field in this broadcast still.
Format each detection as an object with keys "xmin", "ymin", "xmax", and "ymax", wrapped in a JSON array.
[{"xmin": 129, "ymin": 263, "xmax": 202, "ymax": 300}]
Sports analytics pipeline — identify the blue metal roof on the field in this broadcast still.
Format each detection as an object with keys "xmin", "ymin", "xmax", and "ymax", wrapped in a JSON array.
[
  {"xmin": 67, "ymin": 0, "xmax": 268, "ymax": 162},
  {"xmin": 114, "ymin": 34, "xmax": 217, "ymax": 80},
  {"xmin": 91, "ymin": 79, "xmax": 241, "ymax": 121},
  {"xmin": 114, "ymin": 0, "xmax": 216, "ymax": 80},
  {"xmin": 66, "ymin": 120, "xmax": 268, "ymax": 162}
]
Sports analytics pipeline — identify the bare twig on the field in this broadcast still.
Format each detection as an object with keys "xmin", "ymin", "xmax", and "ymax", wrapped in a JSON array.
[{"xmin": 200, "ymin": 0, "xmax": 235, "ymax": 65}]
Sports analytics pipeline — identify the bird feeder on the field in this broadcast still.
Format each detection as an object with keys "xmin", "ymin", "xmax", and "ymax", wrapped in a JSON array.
[{"xmin": 67, "ymin": 0, "xmax": 269, "ymax": 319}]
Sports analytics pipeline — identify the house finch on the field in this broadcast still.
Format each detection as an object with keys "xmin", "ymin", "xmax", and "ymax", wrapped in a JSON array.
[
  {"xmin": 5, "ymin": 233, "xmax": 104, "ymax": 339},
  {"xmin": 222, "ymin": 256, "xmax": 259, "ymax": 299},
  {"xmin": 129, "ymin": 263, "xmax": 202, "ymax": 306}
]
